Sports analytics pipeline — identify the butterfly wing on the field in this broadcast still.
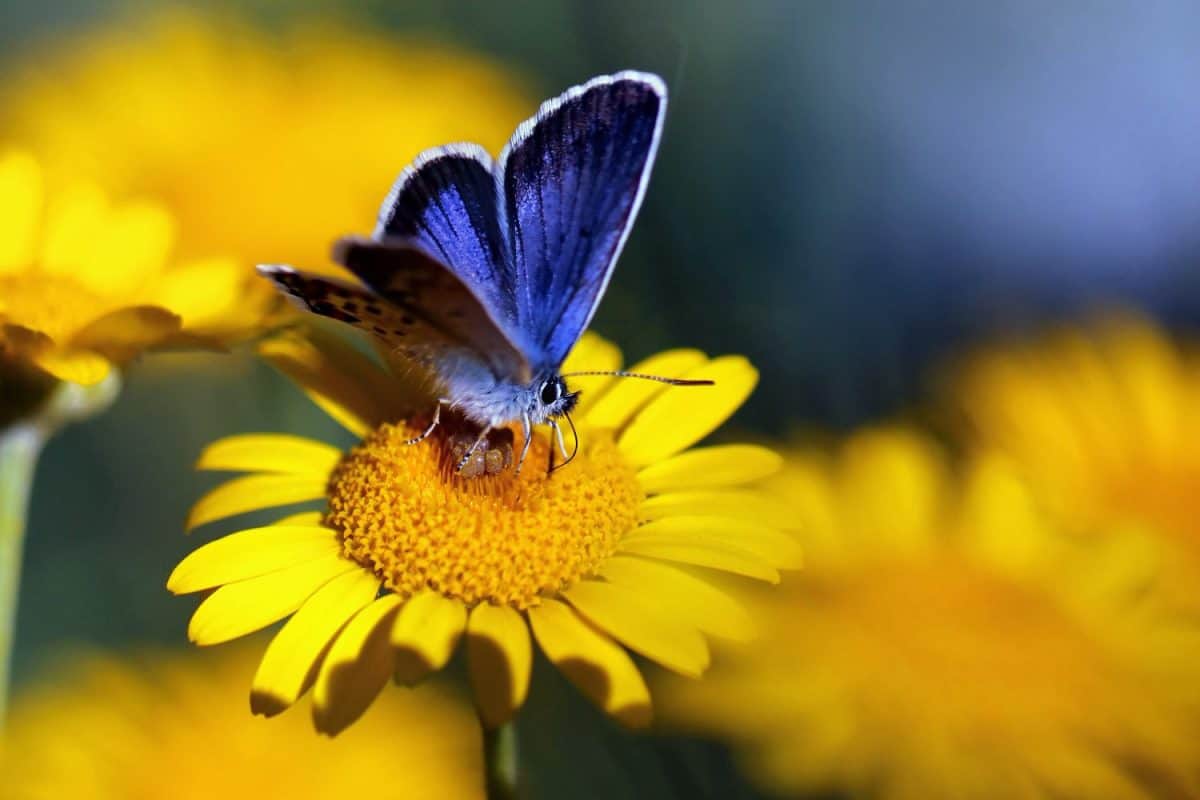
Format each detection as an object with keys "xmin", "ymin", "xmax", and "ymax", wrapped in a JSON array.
[
  {"xmin": 258, "ymin": 236, "xmax": 530, "ymax": 389},
  {"xmin": 373, "ymin": 144, "xmax": 521, "ymax": 344},
  {"xmin": 498, "ymin": 71, "xmax": 667, "ymax": 371}
]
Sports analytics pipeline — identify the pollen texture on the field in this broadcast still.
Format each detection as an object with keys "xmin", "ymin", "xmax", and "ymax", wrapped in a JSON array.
[{"xmin": 326, "ymin": 421, "xmax": 643, "ymax": 609}]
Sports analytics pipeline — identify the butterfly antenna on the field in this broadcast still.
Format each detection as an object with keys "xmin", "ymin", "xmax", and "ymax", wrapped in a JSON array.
[
  {"xmin": 549, "ymin": 411, "xmax": 581, "ymax": 474},
  {"xmin": 560, "ymin": 370, "xmax": 714, "ymax": 386}
]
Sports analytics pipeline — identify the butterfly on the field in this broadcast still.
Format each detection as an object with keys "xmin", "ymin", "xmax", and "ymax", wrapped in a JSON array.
[{"xmin": 259, "ymin": 71, "xmax": 710, "ymax": 474}]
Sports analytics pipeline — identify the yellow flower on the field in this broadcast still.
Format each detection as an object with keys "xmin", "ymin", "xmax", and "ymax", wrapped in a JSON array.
[
  {"xmin": 0, "ymin": 150, "xmax": 272, "ymax": 386},
  {"xmin": 0, "ymin": 12, "xmax": 531, "ymax": 270},
  {"xmin": 948, "ymin": 314, "xmax": 1200, "ymax": 608},
  {"xmin": 661, "ymin": 428, "xmax": 1200, "ymax": 799},
  {"xmin": 0, "ymin": 646, "xmax": 482, "ymax": 799},
  {"xmin": 168, "ymin": 329, "xmax": 795, "ymax": 734}
]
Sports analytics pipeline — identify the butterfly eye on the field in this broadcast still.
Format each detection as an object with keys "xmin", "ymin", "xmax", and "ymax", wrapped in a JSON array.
[{"xmin": 540, "ymin": 379, "xmax": 563, "ymax": 406}]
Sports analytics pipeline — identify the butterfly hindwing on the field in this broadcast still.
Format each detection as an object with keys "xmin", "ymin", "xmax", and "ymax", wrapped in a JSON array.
[
  {"xmin": 259, "ymin": 238, "xmax": 530, "ymax": 388},
  {"xmin": 332, "ymin": 236, "xmax": 530, "ymax": 384},
  {"xmin": 498, "ymin": 71, "xmax": 667, "ymax": 370}
]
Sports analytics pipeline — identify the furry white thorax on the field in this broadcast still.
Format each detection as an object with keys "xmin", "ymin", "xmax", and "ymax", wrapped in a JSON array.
[{"xmin": 441, "ymin": 367, "xmax": 576, "ymax": 428}]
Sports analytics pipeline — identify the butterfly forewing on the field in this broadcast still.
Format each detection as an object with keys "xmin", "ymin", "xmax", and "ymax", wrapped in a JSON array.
[{"xmin": 498, "ymin": 72, "xmax": 666, "ymax": 371}]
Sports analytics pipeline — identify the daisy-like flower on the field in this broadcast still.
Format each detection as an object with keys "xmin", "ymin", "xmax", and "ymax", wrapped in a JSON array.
[
  {"xmin": 168, "ymin": 329, "xmax": 795, "ymax": 734},
  {"xmin": 0, "ymin": 12, "xmax": 530, "ymax": 270},
  {"xmin": 661, "ymin": 427, "xmax": 1200, "ymax": 799},
  {"xmin": 0, "ymin": 646, "xmax": 482, "ymax": 799},
  {"xmin": 0, "ymin": 150, "xmax": 273, "ymax": 387},
  {"xmin": 947, "ymin": 314, "xmax": 1200, "ymax": 609}
]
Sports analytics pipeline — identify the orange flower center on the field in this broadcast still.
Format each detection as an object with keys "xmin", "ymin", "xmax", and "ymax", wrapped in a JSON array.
[{"xmin": 326, "ymin": 421, "xmax": 643, "ymax": 609}]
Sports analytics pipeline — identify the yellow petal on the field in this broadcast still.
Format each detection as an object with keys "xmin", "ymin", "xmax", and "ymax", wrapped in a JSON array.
[
  {"xmin": 258, "ymin": 330, "xmax": 399, "ymax": 437},
  {"xmin": 466, "ymin": 604, "xmax": 532, "ymax": 728},
  {"xmin": 313, "ymin": 594, "xmax": 403, "ymax": 736},
  {"xmin": 624, "ymin": 516, "xmax": 803, "ymax": 569},
  {"xmin": 151, "ymin": 257, "xmax": 246, "ymax": 328},
  {"xmin": 528, "ymin": 598, "xmax": 651, "ymax": 728},
  {"xmin": 187, "ymin": 553, "xmax": 357, "ymax": 645},
  {"xmin": 0, "ymin": 151, "xmax": 43, "ymax": 275},
  {"xmin": 619, "ymin": 356, "xmax": 758, "ymax": 467},
  {"xmin": 85, "ymin": 202, "xmax": 175, "ymax": 296},
  {"xmin": 583, "ymin": 349, "xmax": 707, "ymax": 430},
  {"xmin": 39, "ymin": 183, "xmax": 106, "ymax": 279},
  {"xmin": 272, "ymin": 511, "xmax": 324, "ymax": 526},
  {"xmin": 636, "ymin": 444, "xmax": 782, "ymax": 494},
  {"xmin": 186, "ymin": 474, "xmax": 328, "ymax": 531},
  {"xmin": 640, "ymin": 489, "xmax": 798, "ymax": 529},
  {"xmin": 251, "ymin": 569, "xmax": 381, "ymax": 716},
  {"xmin": 196, "ymin": 434, "xmax": 342, "ymax": 475},
  {"xmin": 564, "ymin": 580, "xmax": 709, "ymax": 678},
  {"xmin": 68, "ymin": 305, "xmax": 181, "ymax": 362},
  {"xmin": 31, "ymin": 349, "xmax": 113, "ymax": 386},
  {"xmin": 41, "ymin": 183, "xmax": 173, "ymax": 295},
  {"xmin": 839, "ymin": 428, "xmax": 946, "ymax": 553},
  {"xmin": 167, "ymin": 525, "xmax": 340, "ymax": 594},
  {"xmin": 391, "ymin": 590, "xmax": 467, "ymax": 685},
  {"xmin": 599, "ymin": 556, "xmax": 755, "ymax": 642},
  {"xmin": 560, "ymin": 331, "xmax": 623, "ymax": 415},
  {"xmin": 616, "ymin": 542, "xmax": 779, "ymax": 583}
]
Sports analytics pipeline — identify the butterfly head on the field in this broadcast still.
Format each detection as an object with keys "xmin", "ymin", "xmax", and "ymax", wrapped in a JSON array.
[{"xmin": 534, "ymin": 375, "xmax": 579, "ymax": 421}]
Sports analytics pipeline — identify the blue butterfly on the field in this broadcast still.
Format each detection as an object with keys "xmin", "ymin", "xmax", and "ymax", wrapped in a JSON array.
[{"xmin": 260, "ymin": 71, "xmax": 709, "ymax": 474}]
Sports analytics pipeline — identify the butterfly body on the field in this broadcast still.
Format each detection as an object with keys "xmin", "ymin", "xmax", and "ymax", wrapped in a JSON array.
[{"xmin": 261, "ymin": 71, "xmax": 677, "ymax": 471}]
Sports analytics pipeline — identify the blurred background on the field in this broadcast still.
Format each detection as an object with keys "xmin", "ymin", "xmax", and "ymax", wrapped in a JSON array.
[{"xmin": 4, "ymin": 1, "xmax": 1200, "ymax": 798}]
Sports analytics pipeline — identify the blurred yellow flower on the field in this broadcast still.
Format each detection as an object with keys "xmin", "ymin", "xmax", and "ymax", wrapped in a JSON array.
[
  {"xmin": 0, "ymin": 12, "xmax": 531, "ymax": 271},
  {"xmin": 169, "ymin": 329, "xmax": 795, "ymax": 734},
  {"xmin": 661, "ymin": 427, "xmax": 1200, "ymax": 799},
  {"xmin": 0, "ymin": 646, "xmax": 482, "ymax": 800},
  {"xmin": 0, "ymin": 150, "xmax": 273, "ymax": 386},
  {"xmin": 949, "ymin": 315, "xmax": 1200, "ymax": 609}
]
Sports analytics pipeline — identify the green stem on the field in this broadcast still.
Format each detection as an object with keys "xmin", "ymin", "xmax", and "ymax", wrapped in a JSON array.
[
  {"xmin": 483, "ymin": 719, "xmax": 520, "ymax": 800},
  {"xmin": 0, "ymin": 423, "xmax": 44, "ymax": 725},
  {"xmin": 0, "ymin": 373, "xmax": 119, "ymax": 726}
]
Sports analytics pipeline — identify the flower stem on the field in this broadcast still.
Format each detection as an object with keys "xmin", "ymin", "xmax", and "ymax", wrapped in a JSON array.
[
  {"xmin": 0, "ymin": 423, "xmax": 43, "ymax": 725},
  {"xmin": 0, "ymin": 373, "xmax": 119, "ymax": 725},
  {"xmin": 483, "ymin": 719, "xmax": 520, "ymax": 800}
]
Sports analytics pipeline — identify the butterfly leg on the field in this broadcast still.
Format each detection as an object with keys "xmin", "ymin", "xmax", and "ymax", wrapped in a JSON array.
[
  {"xmin": 405, "ymin": 400, "xmax": 447, "ymax": 445},
  {"xmin": 515, "ymin": 413, "xmax": 534, "ymax": 475},
  {"xmin": 455, "ymin": 425, "xmax": 492, "ymax": 473}
]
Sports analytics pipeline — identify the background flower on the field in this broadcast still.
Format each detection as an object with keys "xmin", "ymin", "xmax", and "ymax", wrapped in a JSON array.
[
  {"xmin": 661, "ymin": 427, "xmax": 1200, "ymax": 799},
  {"xmin": 947, "ymin": 315, "xmax": 1200, "ymax": 612},
  {"xmin": 0, "ymin": 149, "xmax": 273, "ymax": 386},
  {"xmin": 0, "ymin": 12, "xmax": 531, "ymax": 272},
  {"xmin": 0, "ymin": 645, "xmax": 482, "ymax": 800}
]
